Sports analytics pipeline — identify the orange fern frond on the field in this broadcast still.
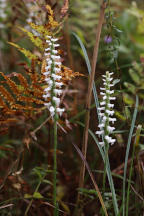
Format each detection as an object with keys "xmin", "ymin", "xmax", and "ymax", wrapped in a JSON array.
[
  {"xmin": 0, "ymin": 96, "xmax": 9, "ymax": 109},
  {"xmin": 61, "ymin": 66, "xmax": 84, "ymax": 81},
  {"xmin": 0, "ymin": 72, "xmax": 21, "ymax": 96},
  {"xmin": 0, "ymin": 85, "xmax": 15, "ymax": 104}
]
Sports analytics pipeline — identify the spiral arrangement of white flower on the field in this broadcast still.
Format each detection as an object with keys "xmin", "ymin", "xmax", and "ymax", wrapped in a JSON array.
[
  {"xmin": 43, "ymin": 36, "xmax": 65, "ymax": 118},
  {"xmin": 96, "ymin": 71, "xmax": 116, "ymax": 146}
]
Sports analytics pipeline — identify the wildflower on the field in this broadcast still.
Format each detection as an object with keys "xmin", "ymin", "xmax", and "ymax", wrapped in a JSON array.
[
  {"xmin": 96, "ymin": 71, "xmax": 116, "ymax": 146},
  {"xmin": 43, "ymin": 36, "xmax": 64, "ymax": 117},
  {"xmin": 104, "ymin": 35, "xmax": 112, "ymax": 44}
]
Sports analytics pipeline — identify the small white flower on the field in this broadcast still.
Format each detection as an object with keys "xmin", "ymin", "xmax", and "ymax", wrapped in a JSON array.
[
  {"xmin": 100, "ymin": 101, "xmax": 106, "ymax": 106},
  {"xmin": 45, "ymin": 48, "xmax": 51, "ymax": 51},
  {"xmin": 106, "ymin": 90, "xmax": 114, "ymax": 94},
  {"xmin": 52, "ymin": 74, "xmax": 62, "ymax": 80},
  {"xmin": 51, "ymin": 55, "xmax": 60, "ymax": 59},
  {"xmin": 45, "ymin": 65, "xmax": 51, "ymax": 70},
  {"xmin": 98, "ymin": 123, "xmax": 105, "ymax": 129},
  {"xmin": 55, "ymin": 82, "xmax": 63, "ymax": 87},
  {"xmin": 109, "ymin": 117, "xmax": 116, "ymax": 123},
  {"xmin": 96, "ymin": 130, "xmax": 104, "ymax": 136},
  {"xmin": 105, "ymin": 135, "xmax": 112, "ymax": 143},
  {"xmin": 56, "ymin": 108, "xmax": 65, "ymax": 116},
  {"xmin": 55, "ymin": 62, "xmax": 61, "ymax": 66},
  {"xmin": 53, "ymin": 96, "xmax": 60, "ymax": 106},
  {"xmin": 54, "ymin": 89, "xmax": 63, "ymax": 95},
  {"xmin": 96, "ymin": 71, "xmax": 117, "ymax": 146},
  {"xmin": 47, "ymin": 60, "xmax": 52, "ymax": 65},
  {"xmin": 43, "ymin": 93, "xmax": 50, "ymax": 99},
  {"xmin": 107, "ymin": 126, "xmax": 115, "ymax": 133},
  {"xmin": 100, "ymin": 87, "xmax": 105, "ymax": 90},
  {"xmin": 100, "ymin": 92, "xmax": 105, "ymax": 95},
  {"xmin": 45, "ymin": 53, "xmax": 50, "ymax": 56},
  {"xmin": 51, "ymin": 38, "xmax": 58, "ymax": 42},
  {"xmin": 99, "ymin": 113, "xmax": 104, "ymax": 117},
  {"xmin": 44, "ymin": 102, "xmax": 51, "ymax": 108},
  {"xmin": 54, "ymin": 68, "xmax": 61, "ymax": 73},
  {"xmin": 53, "ymin": 44, "xmax": 60, "ymax": 47},
  {"xmin": 53, "ymin": 50, "xmax": 58, "ymax": 54},
  {"xmin": 108, "ymin": 103, "xmax": 114, "ymax": 108},
  {"xmin": 109, "ymin": 72, "xmax": 114, "ymax": 76},
  {"xmin": 98, "ymin": 107, "xmax": 105, "ymax": 111},
  {"xmin": 49, "ymin": 106, "xmax": 55, "ymax": 116},
  {"xmin": 106, "ymin": 110, "xmax": 114, "ymax": 116},
  {"xmin": 109, "ymin": 97, "xmax": 116, "ymax": 100},
  {"xmin": 43, "ymin": 71, "xmax": 50, "ymax": 76}
]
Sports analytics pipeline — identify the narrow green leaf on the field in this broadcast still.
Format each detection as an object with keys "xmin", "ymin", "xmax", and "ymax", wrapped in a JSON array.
[{"xmin": 122, "ymin": 96, "xmax": 139, "ymax": 216}]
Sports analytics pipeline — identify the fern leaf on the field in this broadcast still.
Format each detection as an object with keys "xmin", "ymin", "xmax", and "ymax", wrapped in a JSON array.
[
  {"xmin": 45, "ymin": 5, "xmax": 59, "ymax": 28},
  {"xmin": 29, "ymin": 22, "xmax": 51, "ymax": 37},
  {"xmin": 18, "ymin": 96, "xmax": 44, "ymax": 105},
  {"xmin": 18, "ymin": 27, "xmax": 44, "ymax": 50},
  {"xmin": 13, "ymin": 73, "xmax": 29, "ymax": 90},
  {"xmin": 0, "ymin": 72, "xmax": 21, "ymax": 96},
  {"xmin": 8, "ymin": 42, "xmax": 38, "ymax": 61},
  {"xmin": 0, "ymin": 96, "xmax": 9, "ymax": 109},
  {"xmin": 0, "ymin": 86, "xmax": 15, "ymax": 104}
]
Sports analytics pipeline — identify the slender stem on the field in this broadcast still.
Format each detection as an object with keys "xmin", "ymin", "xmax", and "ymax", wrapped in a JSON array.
[
  {"xmin": 122, "ymin": 96, "xmax": 138, "ymax": 216},
  {"xmin": 78, "ymin": 0, "xmax": 107, "ymax": 195},
  {"xmin": 102, "ymin": 143, "xmax": 109, "ymax": 195},
  {"xmin": 126, "ymin": 125, "xmax": 142, "ymax": 216},
  {"xmin": 53, "ymin": 114, "xmax": 58, "ymax": 216}
]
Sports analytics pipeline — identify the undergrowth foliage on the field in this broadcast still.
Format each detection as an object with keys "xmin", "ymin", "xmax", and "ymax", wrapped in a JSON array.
[
  {"xmin": 0, "ymin": 1, "xmax": 143, "ymax": 216},
  {"xmin": 0, "ymin": 3, "xmax": 81, "ymax": 134}
]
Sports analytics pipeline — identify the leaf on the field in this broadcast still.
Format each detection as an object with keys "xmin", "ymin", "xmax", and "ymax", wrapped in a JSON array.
[
  {"xmin": 29, "ymin": 22, "xmax": 51, "ymax": 37},
  {"xmin": 115, "ymin": 111, "xmax": 127, "ymax": 121},
  {"xmin": 18, "ymin": 27, "xmax": 44, "ymax": 50},
  {"xmin": 60, "ymin": 0, "xmax": 69, "ymax": 18},
  {"xmin": 45, "ymin": 5, "xmax": 59, "ymax": 28},
  {"xmin": 33, "ymin": 192, "xmax": 43, "ymax": 199},
  {"xmin": 123, "ymin": 93, "xmax": 134, "ymax": 105},
  {"xmin": 124, "ymin": 82, "xmax": 136, "ymax": 94},
  {"xmin": 129, "ymin": 68, "xmax": 140, "ymax": 85},
  {"xmin": 113, "ymin": 79, "xmax": 120, "ymax": 86},
  {"xmin": 24, "ymin": 194, "xmax": 33, "ymax": 199},
  {"xmin": 8, "ymin": 42, "xmax": 38, "ymax": 61},
  {"xmin": 59, "ymin": 201, "xmax": 70, "ymax": 214},
  {"xmin": 0, "ymin": 85, "xmax": 15, "ymax": 104}
]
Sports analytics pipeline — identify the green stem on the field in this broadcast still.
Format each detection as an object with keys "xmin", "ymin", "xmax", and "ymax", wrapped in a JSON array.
[
  {"xmin": 122, "ymin": 96, "xmax": 138, "ymax": 216},
  {"xmin": 103, "ymin": 142, "xmax": 109, "ymax": 195},
  {"xmin": 53, "ymin": 113, "xmax": 58, "ymax": 216},
  {"xmin": 126, "ymin": 125, "xmax": 141, "ymax": 216}
]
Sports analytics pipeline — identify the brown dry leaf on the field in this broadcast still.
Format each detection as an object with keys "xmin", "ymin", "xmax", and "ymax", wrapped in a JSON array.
[
  {"xmin": 60, "ymin": 0, "xmax": 69, "ymax": 18},
  {"xmin": 23, "ymin": 137, "xmax": 31, "ymax": 150}
]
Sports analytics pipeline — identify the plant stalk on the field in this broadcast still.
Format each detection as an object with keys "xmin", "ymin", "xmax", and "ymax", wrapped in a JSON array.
[
  {"xmin": 53, "ymin": 114, "xmax": 58, "ymax": 216},
  {"xmin": 78, "ymin": 0, "xmax": 107, "ymax": 198}
]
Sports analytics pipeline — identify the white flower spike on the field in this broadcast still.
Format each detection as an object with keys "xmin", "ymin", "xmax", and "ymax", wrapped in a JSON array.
[
  {"xmin": 43, "ymin": 36, "xmax": 64, "ymax": 117},
  {"xmin": 96, "ymin": 71, "xmax": 116, "ymax": 146}
]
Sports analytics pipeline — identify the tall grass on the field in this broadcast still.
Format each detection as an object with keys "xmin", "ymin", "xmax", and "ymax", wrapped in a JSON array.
[{"xmin": 122, "ymin": 96, "xmax": 139, "ymax": 216}]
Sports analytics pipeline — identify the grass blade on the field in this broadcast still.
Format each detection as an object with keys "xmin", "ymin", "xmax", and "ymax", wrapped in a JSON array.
[
  {"xmin": 122, "ymin": 96, "xmax": 139, "ymax": 216},
  {"xmin": 77, "ymin": 121, "xmax": 119, "ymax": 215},
  {"xmin": 126, "ymin": 124, "xmax": 142, "ymax": 216},
  {"xmin": 72, "ymin": 32, "xmax": 100, "ymax": 120},
  {"xmin": 72, "ymin": 142, "xmax": 108, "ymax": 216}
]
